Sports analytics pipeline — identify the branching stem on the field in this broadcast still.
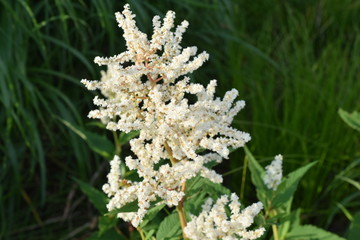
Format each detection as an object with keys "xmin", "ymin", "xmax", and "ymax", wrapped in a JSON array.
[{"xmin": 164, "ymin": 141, "xmax": 178, "ymax": 165}]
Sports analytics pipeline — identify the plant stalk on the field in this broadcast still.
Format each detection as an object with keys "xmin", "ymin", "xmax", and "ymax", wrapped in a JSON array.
[
  {"xmin": 137, "ymin": 227, "xmax": 146, "ymax": 240},
  {"xmin": 240, "ymin": 155, "xmax": 248, "ymax": 201},
  {"xmin": 272, "ymin": 224, "xmax": 279, "ymax": 240},
  {"xmin": 164, "ymin": 141, "xmax": 188, "ymax": 239},
  {"xmin": 164, "ymin": 141, "xmax": 178, "ymax": 165},
  {"xmin": 177, "ymin": 182, "xmax": 188, "ymax": 240}
]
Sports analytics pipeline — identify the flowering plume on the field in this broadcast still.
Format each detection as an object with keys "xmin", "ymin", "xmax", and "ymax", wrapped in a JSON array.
[
  {"xmin": 263, "ymin": 154, "xmax": 283, "ymax": 190},
  {"xmin": 82, "ymin": 4, "xmax": 251, "ymax": 227},
  {"xmin": 184, "ymin": 193, "xmax": 265, "ymax": 240}
]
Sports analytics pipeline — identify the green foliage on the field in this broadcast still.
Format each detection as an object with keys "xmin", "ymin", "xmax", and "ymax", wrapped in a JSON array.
[
  {"xmin": 140, "ymin": 204, "xmax": 166, "ymax": 229},
  {"xmin": 244, "ymin": 146, "xmax": 269, "ymax": 206},
  {"xmin": 348, "ymin": 212, "xmax": 360, "ymax": 240},
  {"xmin": 61, "ymin": 119, "xmax": 115, "ymax": 159},
  {"xmin": 73, "ymin": 178, "xmax": 108, "ymax": 214},
  {"xmin": 271, "ymin": 161, "xmax": 317, "ymax": 209},
  {"xmin": 98, "ymin": 215, "xmax": 118, "ymax": 236},
  {"xmin": 246, "ymin": 147, "xmax": 347, "ymax": 240},
  {"xmin": 156, "ymin": 213, "xmax": 182, "ymax": 240},
  {"xmin": 287, "ymin": 225, "xmax": 346, "ymax": 240},
  {"xmin": 339, "ymin": 109, "xmax": 360, "ymax": 132},
  {"xmin": 245, "ymin": 146, "xmax": 316, "ymax": 211},
  {"xmin": 106, "ymin": 201, "xmax": 140, "ymax": 217},
  {"xmin": 186, "ymin": 175, "xmax": 231, "ymax": 200},
  {"xmin": 119, "ymin": 131, "xmax": 140, "ymax": 145},
  {"xmin": 245, "ymin": 147, "xmax": 344, "ymax": 240}
]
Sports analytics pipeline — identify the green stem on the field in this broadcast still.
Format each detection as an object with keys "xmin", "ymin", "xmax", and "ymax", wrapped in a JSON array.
[
  {"xmin": 164, "ymin": 141, "xmax": 188, "ymax": 239},
  {"xmin": 136, "ymin": 227, "xmax": 145, "ymax": 240},
  {"xmin": 240, "ymin": 155, "xmax": 248, "ymax": 201},
  {"xmin": 113, "ymin": 131, "xmax": 121, "ymax": 156},
  {"xmin": 272, "ymin": 224, "xmax": 279, "ymax": 240},
  {"xmin": 176, "ymin": 182, "xmax": 188, "ymax": 239}
]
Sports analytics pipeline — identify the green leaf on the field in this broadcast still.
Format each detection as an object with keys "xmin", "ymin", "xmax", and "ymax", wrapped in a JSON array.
[
  {"xmin": 287, "ymin": 225, "xmax": 346, "ymax": 240},
  {"xmin": 278, "ymin": 208, "xmax": 301, "ymax": 239},
  {"xmin": 106, "ymin": 200, "xmax": 139, "ymax": 217},
  {"xmin": 156, "ymin": 212, "xmax": 182, "ymax": 240},
  {"xmin": 184, "ymin": 191, "xmax": 207, "ymax": 216},
  {"xmin": 338, "ymin": 109, "xmax": 360, "ymax": 132},
  {"xmin": 145, "ymin": 229, "xmax": 156, "ymax": 240},
  {"xmin": 124, "ymin": 169, "xmax": 142, "ymax": 182},
  {"xmin": 73, "ymin": 178, "xmax": 108, "ymax": 214},
  {"xmin": 204, "ymin": 160, "xmax": 220, "ymax": 169},
  {"xmin": 203, "ymin": 179, "xmax": 231, "ymax": 199},
  {"xmin": 244, "ymin": 146, "xmax": 266, "ymax": 189},
  {"xmin": 140, "ymin": 203, "xmax": 166, "ymax": 228},
  {"xmin": 272, "ymin": 162, "xmax": 317, "ymax": 208},
  {"xmin": 98, "ymin": 215, "xmax": 118, "ymax": 236},
  {"xmin": 186, "ymin": 175, "xmax": 230, "ymax": 199},
  {"xmin": 186, "ymin": 175, "xmax": 205, "ymax": 195},
  {"xmin": 119, "ymin": 130, "xmax": 140, "ymax": 144},
  {"xmin": 186, "ymin": 175, "xmax": 228, "ymax": 216},
  {"xmin": 244, "ymin": 146, "xmax": 269, "ymax": 205},
  {"xmin": 60, "ymin": 118, "xmax": 115, "ymax": 159},
  {"xmin": 348, "ymin": 212, "xmax": 360, "ymax": 240}
]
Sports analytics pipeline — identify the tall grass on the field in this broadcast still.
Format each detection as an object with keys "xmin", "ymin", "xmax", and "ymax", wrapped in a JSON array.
[
  {"xmin": 0, "ymin": 0, "xmax": 359, "ymax": 239},
  {"xmin": 0, "ymin": 0, "xmax": 119, "ymax": 238},
  {"xmin": 222, "ymin": 1, "xmax": 360, "ymax": 229}
]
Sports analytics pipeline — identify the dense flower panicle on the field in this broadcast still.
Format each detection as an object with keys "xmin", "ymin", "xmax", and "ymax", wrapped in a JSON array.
[
  {"xmin": 83, "ymin": 4, "xmax": 251, "ymax": 227},
  {"xmin": 103, "ymin": 156, "xmax": 186, "ymax": 227},
  {"xmin": 263, "ymin": 154, "xmax": 283, "ymax": 190},
  {"xmin": 92, "ymin": 4, "xmax": 209, "ymax": 83},
  {"xmin": 184, "ymin": 193, "xmax": 265, "ymax": 240}
]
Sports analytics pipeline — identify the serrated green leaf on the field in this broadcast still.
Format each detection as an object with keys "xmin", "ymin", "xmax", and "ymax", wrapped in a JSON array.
[
  {"xmin": 60, "ymin": 118, "xmax": 115, "ymax": 159},
  {"xmin": 106, "ymin": 200, "xmax": 139, "ymax": 217},
  {"xmin": 73, "ymin": 178, "xmax": 108, "ymax": 214},
  {"xmin": 272, "ymin": 162, "xmax": 317, "ymax": 208},
  {"xmin": 348, "ymin": 212, "xmax": 360, "ymax": 240},
  {"xmin": 156, "ymin": 212, "xmax": 182, "ymax": 240},
  {"xmin": 338, "ymin": 109, "xmax": 360, "ymax": 132},
  {"xmin": 287, "ymin": 224, "xmax": 346, "ymax": 240}
]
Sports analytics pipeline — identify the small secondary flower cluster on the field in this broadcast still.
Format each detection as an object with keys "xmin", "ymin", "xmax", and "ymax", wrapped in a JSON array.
[
  {"xmin": 82, "ymin": 4, "xmax": 251, "ymax": 227},
  {"xmin": 263, "ymin": 154, "xmax": 283, "ymax": 190},
  {"xmin": 184, "ymin": 193, "xmax": 265, "ymax": 240}
]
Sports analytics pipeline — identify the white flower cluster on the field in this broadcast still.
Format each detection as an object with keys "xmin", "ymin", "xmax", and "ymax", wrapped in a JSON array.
[
  {"xmin": 184, "ymin": 193, "xmax": 265, "ymax": 240},
  {"xmin": 263, "ymin": 154, "xmax": 283, "ymax": 190},
  {"xmin": 82, "ymin": 5, "xmax": 251, "ymax": 227}
]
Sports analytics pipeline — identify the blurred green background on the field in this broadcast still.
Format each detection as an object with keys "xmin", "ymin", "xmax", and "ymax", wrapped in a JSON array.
[{"xmin": 1, "ymin": 0, "xmax": 359, "ymax": 239}]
